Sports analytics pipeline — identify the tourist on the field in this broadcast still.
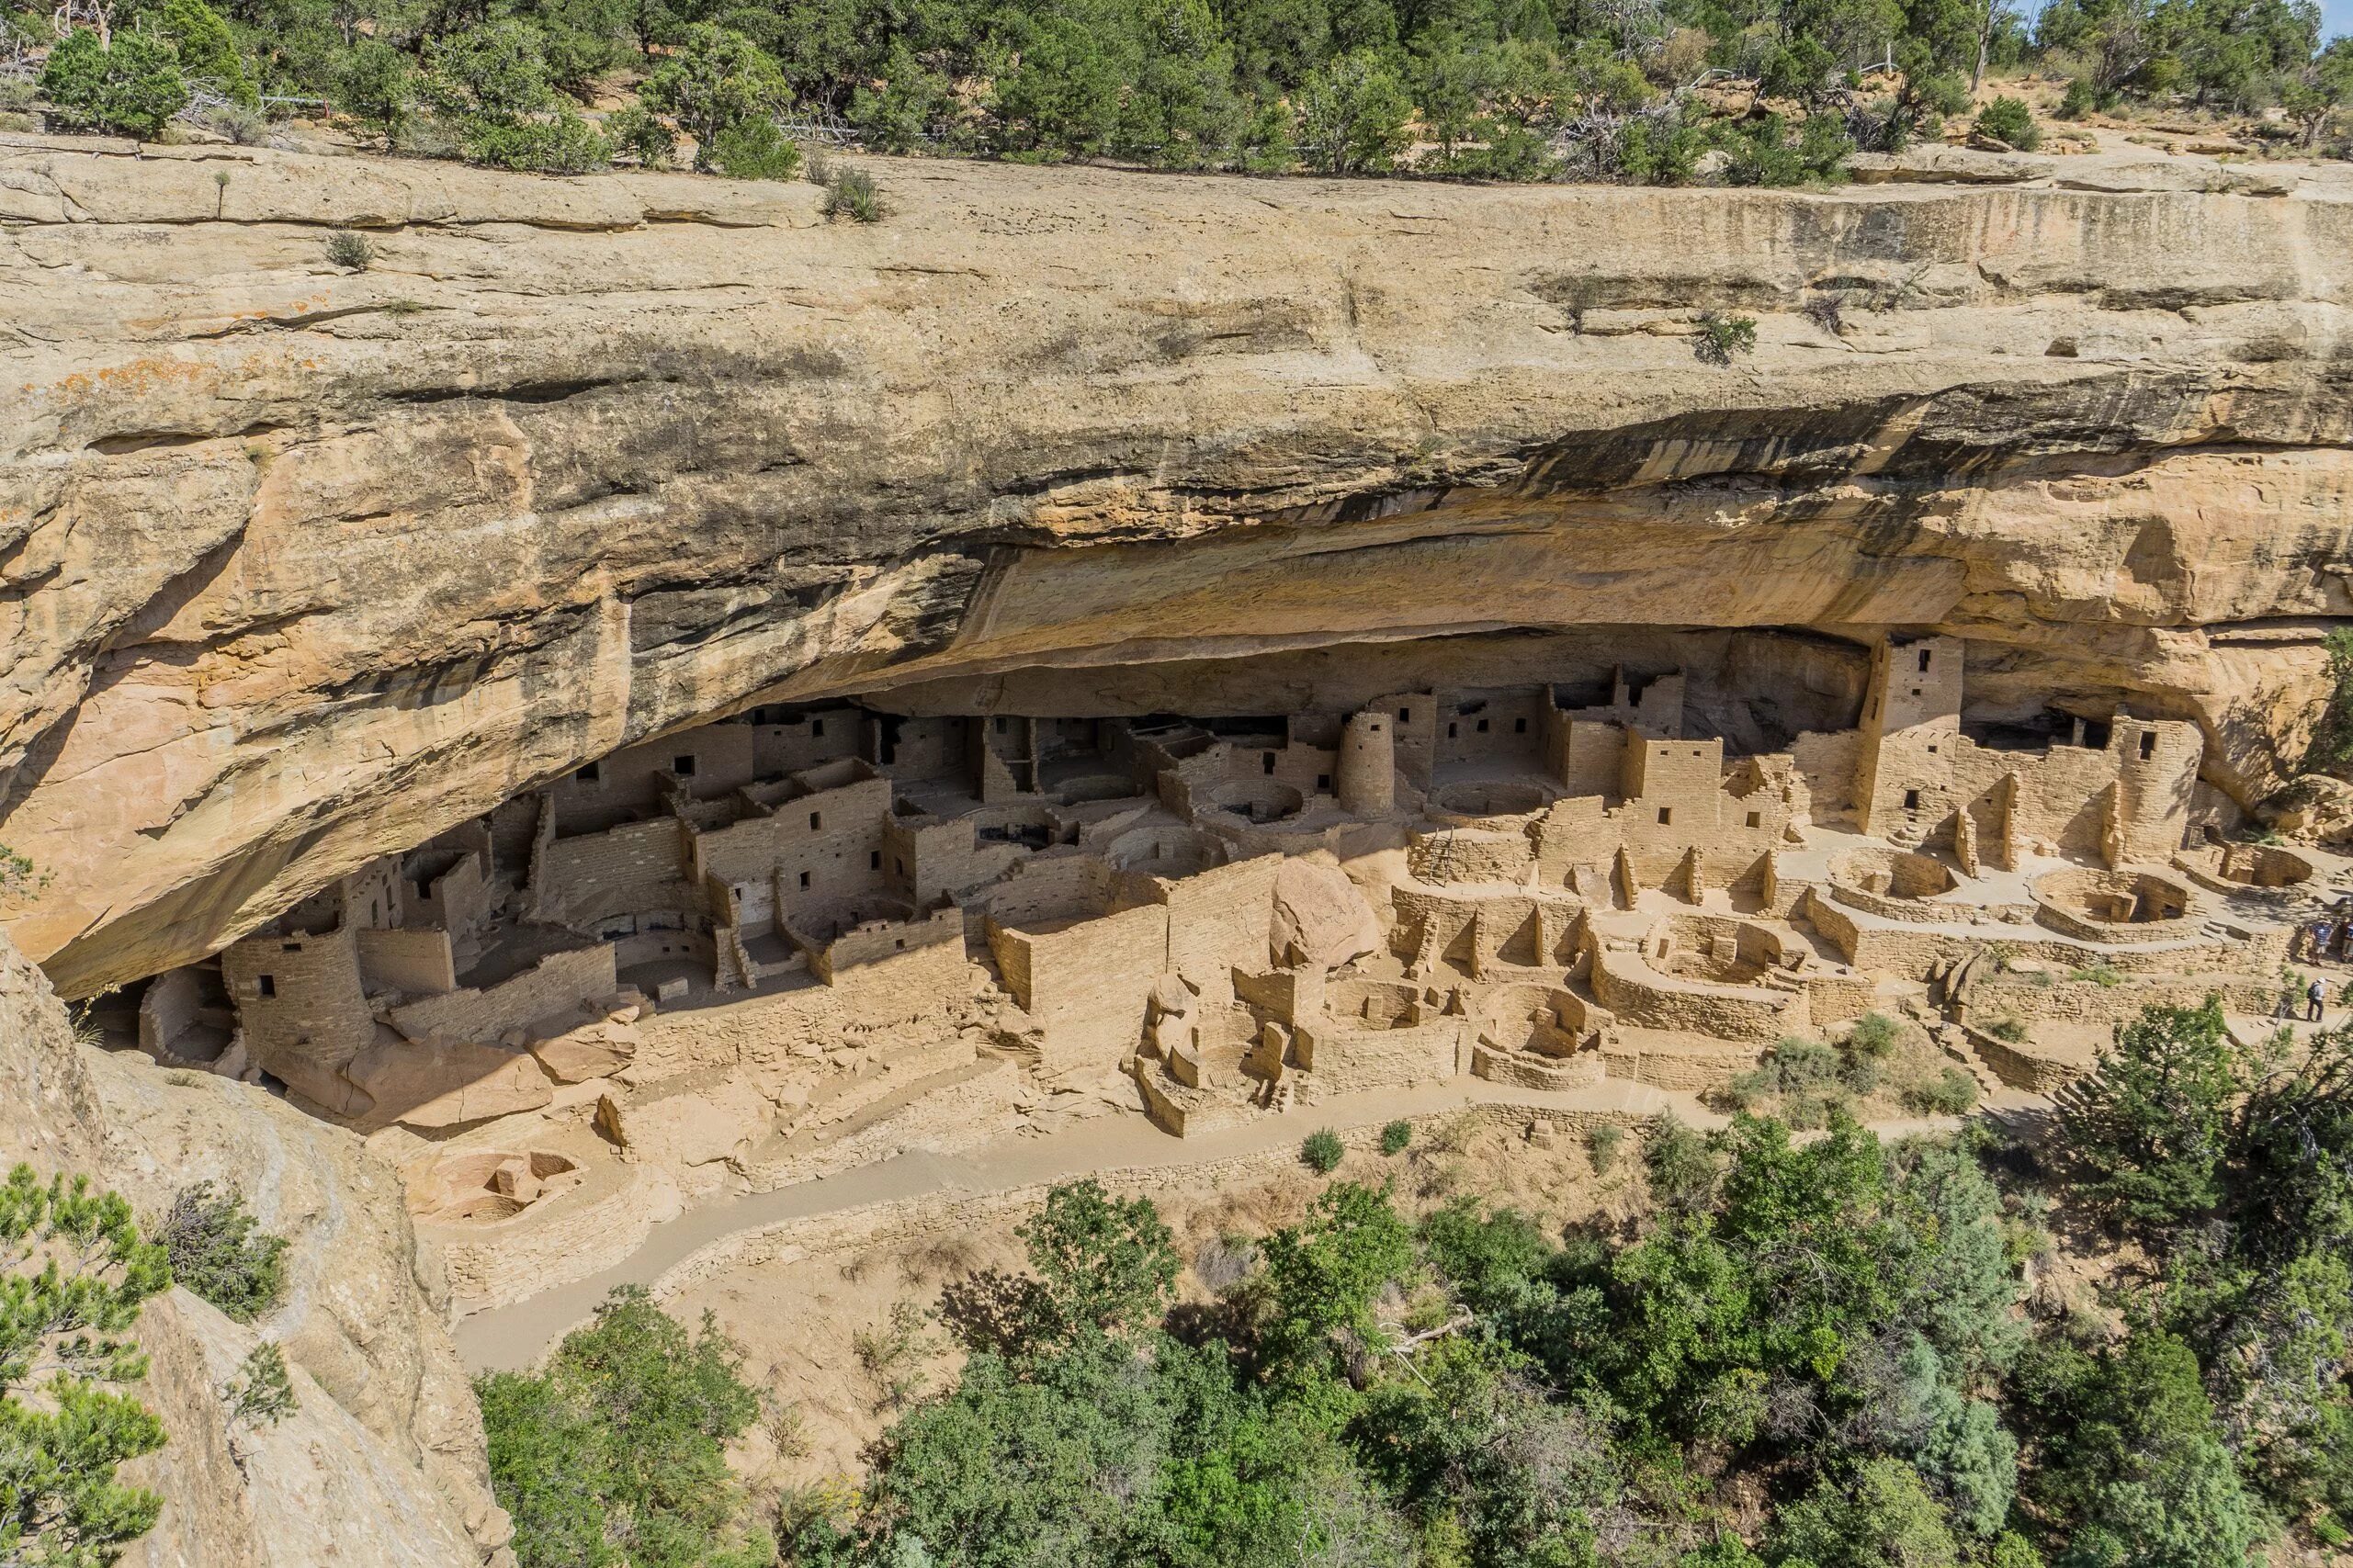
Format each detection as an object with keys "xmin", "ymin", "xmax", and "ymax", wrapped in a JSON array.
[{"xmin": 2309, "ymin": 977, "xmax": 2326, "ymax": 1023}]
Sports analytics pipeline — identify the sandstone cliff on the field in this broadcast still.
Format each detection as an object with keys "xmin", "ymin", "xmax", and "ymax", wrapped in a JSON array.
[
  {"xmin": 0, "ymin": 930, "xmax": 512, "ymax": 1565},
  {"xmin": 3, "ymin": 132, "xmax": 2351, "ymax": 992}
]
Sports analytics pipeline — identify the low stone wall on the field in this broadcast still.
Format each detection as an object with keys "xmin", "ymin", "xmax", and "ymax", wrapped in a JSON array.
[
  {"xmin": 1471, "ymin": 1042, "xmax": 1605, "ymax": 1090},
  {"xmin": 431, "ymin": 1161, "xmax": 668, "ymax": 1311},
  {"xmin": 1295, "ymin": 1018, "xmax": 1465, "ymax": 1093},
  {"xmin": 389, "ymin": 942, "xmax": 617, "ymax": 1045},
  {"xmin": 1589, "ymin": 945, "xmax": 1805, "ymax": 1043},
  {"xmin": 1601, "ymin": 1035, "xmax": 1766, "ymax": 1090}
]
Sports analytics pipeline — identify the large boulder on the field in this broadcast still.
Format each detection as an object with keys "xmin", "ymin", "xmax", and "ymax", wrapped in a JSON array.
[
  {"xmin": 1271, "ymin": 859, "xmax": 1382, "ymax": 970},
  {"xmin": 345, "ymin": 1038, "xmax": 554, "ymax": 1130}
]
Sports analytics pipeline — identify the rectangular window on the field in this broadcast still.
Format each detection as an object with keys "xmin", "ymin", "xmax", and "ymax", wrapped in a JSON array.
[
  {"xmin": 1904, "ymin": 788, "xmax": 1921, "ymax": 810},
  {"xmin": 1514, "ymin": 717, "xmax": 1527, "ymax": 734},
  {"xmin": 1262, "ymin": 751, "xmax": 1276, "ymax": 774},
  {"xmin": 1448, "ymin": 723, "xmax": 1459, "ymax": 739},
  {"xmin": 673, "ymin": 754, "xmax": 696, "ymax": 777},
  {"xmin": 811, "ymin": 718, "xmax": 824, "ymax": 738},
  {"xmin": 1317, "ymin": 774, "xmax": 1331, "ymax": 792},
  {"xmin": 798, "ymin": 871, "xmax": 811, "ymax": 890},
  {"xmin": 869, "ymin": 850, "xmax": 882, "ymax": 871},
  {"xmin": 281, "ymin": 942, "xmax": 302, "ymax": 953},
  {"xmin": 1476, "ymin": 718, "xmax": 1490, "ymax": 734},
  {"xmin": 1657, "ymin": 807, "xmax": 1673, "ymax": 826},
  {"xmin": 1917, "ymin": 649, "xmax": 1932, "ymax": 672},
  {"xmin": 2140, "ymin": 731, "xmax": 2157, "ymax": 760},
  {"xmin": 575, "ymin": 761, "xmax": 600, "ymax": 784},
  {"xmin": 257, "ymin": 976, "xmax": 276, "ymax": 998},
  {"xmin": 1399, "ymin": 706, "xmax": 1411, "ymax": 723},
  {"xmin": 994, "ymin": 716, "xmax": 1007, "ymax": 734},
  {"xmin": 809, "ymin": 811, "xmax": 822, "ymax": 831},
  {"xmin": 1746, "ymin": 811, "xmax": 1761, "ymax": 829}
]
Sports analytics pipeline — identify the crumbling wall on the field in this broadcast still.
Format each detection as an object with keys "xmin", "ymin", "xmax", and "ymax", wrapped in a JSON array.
[{"xmin": 388, "ymin": 943, "xmax": 617, "ymax": 1045}]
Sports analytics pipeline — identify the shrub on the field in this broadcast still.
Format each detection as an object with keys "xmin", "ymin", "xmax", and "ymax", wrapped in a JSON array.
[
  {"xmin": 1692, "ymin": 310, "xmax": 1758, "ymax": 367},
  {"xmin": 334, "ymin": 39, "xmax": 412, "ymax": 151},
  {"xmin": 708, "ymin": 116, "xmax": 801, "ymax": 180},
  {"xmin": 1906, "ymin": 1066, "xmax": 1981, "ymax": 1117},
  {"xmin": 194, "ymin": 100, "xmax": 266, "ymax": 143},
  {"xmin": 478, "ymin": 1286, "xmax": 767, "ymax": 1568},
  {"xmin": 1848, "ymin": 1012, "xmax": 1902, "ymax": 1059},
  {"xmin": 639, "ymin": 23, "xmax": 788, "ymax": 172},
  {"xmin": 821, "ymin": 164, "xmax": 882, "ymax": 221},
  {"xmin": 1803, "ymin": 291, "xmax": 1847, "ymax": 335},
  {"xmin": 1985, "ymin": 1017, "xmax": 2029, "ymax": 1043},
  {"xmin": 1302, "ymin": 1128, "xmax": 1345, "ymax": 1174},
  {"xmin": 157, "ymin": 0, "xmax": 255, "ymax": 107},
  {"xmin": 1, "ymin": 1164, "xmax": 173, "ymax": 1564},
  {"xmin": 2056, "ymin": 76, "xmax": 2097, "ymax": 119},
  {"xmin": 40, "ymin": 27, "xmax": 188, "ymax": 141},
  {"xmin": 603, "ymin": 104, "xmax": 675, "ymax": 168},
  {"xmin": 2304, "ymin": 626, "xmax": 2353, "ymax": 772},
  {"xmin": 1644, "ymin": 1113, "xmax": 1718, "ymax": 1209},
  {"xmin": 156, "ymin": 1180, "xmax": 288, "ymax": 1323},
  {"xmin": 221, "ymin": 1341, "xmax": 297, "ymax": 1470},
  {"xmin": 465, "ymin": 111, "xmax": 610, "ymax": 174},
  {"xmin": 324, "ymin": 230, "xmax": 374, "ymax": 270},
  {"xmin": 1587, "ymin": 1122, "xmax": 1625, "ymax": 1174},
  {"xmin": 1379, "ymin": 1119, "xmax": 1412, "ymax": 1156},
  {"xmin": 1974, "ymin": 95, "xmax": 2040, "ymax": 150}
]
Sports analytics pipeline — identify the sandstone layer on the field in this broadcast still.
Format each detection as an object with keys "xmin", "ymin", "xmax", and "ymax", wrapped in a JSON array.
[
  {"xmin": 0, "ymin": 929, "xmax": 511, "ymax": 1565},
  {"xmin": 3, "ymin": 133, "xmax": 2351, "ymax": 991}
]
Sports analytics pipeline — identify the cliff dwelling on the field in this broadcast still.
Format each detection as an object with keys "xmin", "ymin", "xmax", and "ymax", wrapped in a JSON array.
[{"xmin": 95, "ymin": 627, "xmax": 2339, "ymax": 1312}]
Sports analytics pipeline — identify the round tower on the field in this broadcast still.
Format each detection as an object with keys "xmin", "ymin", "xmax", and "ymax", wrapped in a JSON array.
[{"xmin": 1338, "ymin": 710, "xmax": 1396, "ymax": 816}]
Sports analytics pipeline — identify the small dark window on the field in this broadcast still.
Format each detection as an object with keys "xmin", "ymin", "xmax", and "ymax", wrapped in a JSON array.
[
  {"xmin": 1927, "ymin": 744, "xmax": 1938, "ymax": 755},
  {"xmin": 870, "ymin": 850, "xmax": 882, "ymax": 870},
  {"xmin": 1476, "ymin": 718, "xmax": 1489, "ymax": 734},
  {"xmin": 1262, "ymin": 751, "xmax": 1276, "ymax": 774},
  {"xmin": 811, "ymin": 718, "xmax": 825, "ymax": 738},
  {"xmin": 895, "ymin": 859, "xmax": 906, "ymax": 877},
  {"xmin": 1399, "ymin": 706, "xmax": 1411, "ymax": 723},
  {"xmin": 575, "ymin": 761, "xmax": 600, "ymax": 784},
  {"xmin": 1917, "ymin": 649, "xmax": 1932, "ymax": 672},
  {"xmin": 1317, "ymin": 774, "xmax": 1331, "ymax": 792},
  {"xmin": 1657, "ymin": 807, "xmax": 1673, "ymax": 826},
  {"xmin": 673, "ymin": 754, "xmax": 696, "ymax": 776},
  {"xmin": 256, "ymin": 975, "xmax": 277, "ymax": 998},
  {"xmin": 1514, "ymin": 717, "xmax": 1527, "ymax": 734},
  {"xmin": 895, "ymin": 939, "xmax": 906, "ymax": 950},
  {"xmin": 370, "ymin": 899, "xmax": 379, "ymax": 922},
  {"xmin": 2139, "ymin": 731, "xmax": 2157, "ymax": 761},
  {"xmin": 809, "ymin": 811, "xmax": 822, "ymax": 830},
  {"xmin": 1447, "ymin": 722, "xmax": 1459, "ymax": 739},
  {"xmin": 798, "ymin": 871, "xmax": 811, "ymax": 889},
  {"xmin": 1904, "ymin": 788, "xmax": 1921, "ymax": 810},
  {"xmin": 1909, "ymin": 688, "xmax": 1922, "ymax": 700},
  {"xmin": 994, "ymin": 716, "xmax": 1007, "ymax": 733},
  {"xmin": 1746, "ymin": 811, "xmax": 1761, "ymax": 829},
  {"xmin": 281, "ymin": 941, "xmax": 302, "ymax": 953},
  {"xmin": 1370, "ymin": 721, "xmax": 1382, "ymax": 733}
]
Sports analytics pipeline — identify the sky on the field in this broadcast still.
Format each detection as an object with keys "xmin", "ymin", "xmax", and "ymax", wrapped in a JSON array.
[{"xmin": 2330, "ymin": 0, "xmax": 2353, "ymax": 41}]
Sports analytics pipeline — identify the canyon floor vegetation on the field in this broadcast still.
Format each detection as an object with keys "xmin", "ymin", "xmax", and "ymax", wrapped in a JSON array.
[{"xmin": 470, "ymin": 997, "xmax": 2353, "ymax": 1568}]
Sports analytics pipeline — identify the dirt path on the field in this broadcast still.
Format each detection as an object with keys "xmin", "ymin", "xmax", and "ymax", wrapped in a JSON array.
[{"xmin": 452, "ymin": 1075, "xmax": 1694, "ymax": 1372}]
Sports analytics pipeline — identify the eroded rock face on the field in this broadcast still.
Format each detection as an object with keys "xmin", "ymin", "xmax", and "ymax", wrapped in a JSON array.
[
  {"xmin": 3, "ymin": 135, "xmax": 2351, "ymax": 992},
  {"xmin": 0, "ymin": 931, "xmax": 509, "ymax": 1565}
]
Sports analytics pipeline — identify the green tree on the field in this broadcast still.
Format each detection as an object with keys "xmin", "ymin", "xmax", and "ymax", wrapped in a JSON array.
[
  {"xmin": 40, "ymin": 27, "xmax": 190, "ymax": 140},
  {"xmin": 1258, "ymin": 1180, "xmax": 1415, "ymax": 1381},
  {"xmin": 2016, "ymin": 1329, "xmax": 2263, "ymax": 1568},
  {"xmin": 639, "ymin": 23, "xmax": 789, "ymax": 172},
  {"xmin": 0, "ymin": 1164, "xmax": 173, "ymax": 1568},
  {"xmin": 155, "ymin": 1181, "xmax": 288, "ymax": 1324},
  {"xmin": 334, "ymin": 37, "xmax": 413, "ymax": 149},
  {"xmin": 1768, "ymin": 1458, "xmax": 1963, "ymax": 1568},
  {"xmin": 2056, "ymin": 998, "xmax": 2243, "ymax": 1234},
  {"xmin": 478, "ymin": 1285, "xmax": 768, "ymax": 1568},
  {"xmin": 157, "ymin": 0, "xmax": 256, "ymax": 105},
  {"xmin": 1018, "ymin": 1179, "xmax": 1181, "ymax": 1341},
  {"xmin": 1295, "ymin": 49, "xmax": 1414, "ymax": 172}
]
